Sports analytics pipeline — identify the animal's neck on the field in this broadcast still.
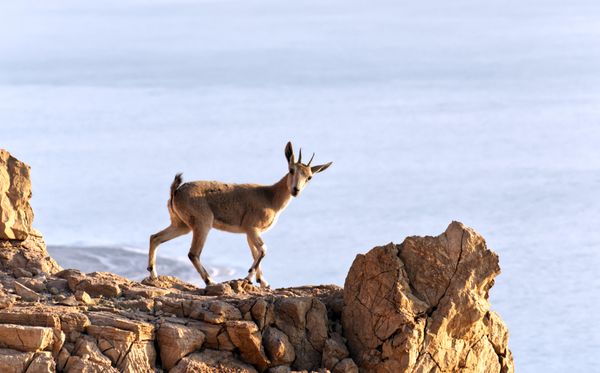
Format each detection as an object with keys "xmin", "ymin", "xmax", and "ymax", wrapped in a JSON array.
[{"xmin": 270, "ymin": 174, "xmax": 292, "ymax": 212}]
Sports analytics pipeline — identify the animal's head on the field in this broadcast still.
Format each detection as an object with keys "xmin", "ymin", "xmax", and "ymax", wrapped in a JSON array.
[{"xmin": 284, "ymin": 141, "xmax": 332, "ymax": 197}]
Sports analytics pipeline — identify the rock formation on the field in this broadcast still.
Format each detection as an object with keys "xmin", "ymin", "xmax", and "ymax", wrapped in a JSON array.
[
  {"xmin": 343, "ymin": 224, "xmax": 513, "ymax": 372},
  {"xmin": 0, "ymin": 149, "xmax": 514, "ymax": 372}
]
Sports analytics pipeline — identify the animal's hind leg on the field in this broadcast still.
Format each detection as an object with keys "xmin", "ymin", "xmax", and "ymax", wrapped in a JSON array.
[
  {"xmin": 148, "ymin": 223, "xmax": 190, "ymax": 279},
  {"xmin": 245, "ymin": 230, "xmax": 269, "ymax": 289},
  {"xmin": 188, "ymin": 223, "xmax": 214, "ymax": 286},
  {"xmin": 244, "ymin": 235, "xmax": 259, "ymax": 282}
]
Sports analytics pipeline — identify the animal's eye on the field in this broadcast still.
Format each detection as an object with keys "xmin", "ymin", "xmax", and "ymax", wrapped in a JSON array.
[
  {"xmin": 308, "ymin": 176, "xmax": 312, "ymax": 181},
  {"xmin": 289, "ymin": 169, "xmax": 295, "ymax": 175}
]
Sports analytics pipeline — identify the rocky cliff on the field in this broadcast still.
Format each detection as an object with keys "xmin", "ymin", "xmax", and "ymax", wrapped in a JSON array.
[{"xmin": 0, "ymin": 149, "xmax": 513, "ymax": 373}]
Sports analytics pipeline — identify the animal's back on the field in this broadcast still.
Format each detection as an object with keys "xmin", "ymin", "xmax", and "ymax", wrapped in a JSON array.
[{"xmin": 173, "ymin": 180, "xmax": 270, "ymax": 232}]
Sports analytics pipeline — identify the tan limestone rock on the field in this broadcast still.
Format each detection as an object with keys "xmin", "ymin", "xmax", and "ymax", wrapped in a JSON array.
[
  {"xmin": 0, "ymin": 236, "xmax": 61, "ymax": 275},
  {"xmin": 74, "ymin": 272, "xmax": 126, "ymax": 298},
  {"xmin": 322, "ymin": 337, "xmax": 349, "ymax": 370},
  {"xmin": 342, "ymin": 221, "xmax": 514, "ymax": 373},
  {"xmin": 274, "ymin": 297, "xmax": 328, "ymax": 370},
  {"xmin": 0, "ymin": 149, "xmax": 33, "ymax": 241},
  {"xmin": 75, "ymin": 290, "xmax": 95, "ymax": 305},
  {"xmin": 87, "ymin": 312, "xmax": 154, "ymax": 340},
  {"xmin": 171, "ymin": 349, "xmax": 258, "ymax": 373},
  {"xmin": 0, "ymin": 323, "xmax": 54, "ymax": 352},
  {"xmin": 226, "ymin": 320, "xmax": 270, "ymax": 371},
  {"xmin": 25, "ymin": 351, "xmax": 55, "ymax": 373},
  {"xmin": 190, "ymin": 300, "xmax": 243, "ymax": 323},
  {"xmin": 64, "ymin": 354, "xmax": 119, "ymax": 373},
  {"xmin": 0, "ymin": 348, "xmax": 35, "ymax": 373},
  {"xmin": 332, "ymin": 358, "xmax": 358, "ymax": 373},
  {"xmin": 157, "ymin": 322, "xmax": 205, "ymax": 370},
  {"xmin": 263, "ymin": 326, "xmax": 295, "ymax": 366},
  {"xmin": 73, "ymin": 335, "xmax": 112, "ymax": 367},
  {"xmin": 14, "ymin": 281, "xmax": 42, "ymax": 302}
]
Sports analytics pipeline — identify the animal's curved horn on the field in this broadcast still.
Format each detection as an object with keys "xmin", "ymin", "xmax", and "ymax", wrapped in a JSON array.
[
  {"xmin": 307, "ymin": 152, "xmax": 315, "ymax": 166},
  {"xmin": 298, "ymin": 148, "xmax": 302, "ymax": 163}
]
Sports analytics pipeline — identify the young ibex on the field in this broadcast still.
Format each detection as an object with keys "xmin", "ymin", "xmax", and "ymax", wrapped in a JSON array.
[{"xmin": 147, "ymin": 141, "xmax": 332, "ymax": 288}]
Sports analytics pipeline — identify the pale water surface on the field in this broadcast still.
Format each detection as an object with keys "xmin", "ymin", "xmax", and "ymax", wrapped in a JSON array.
[{"xmin": 1, "ymin": 1, "xmax": 599, "ymax": 371}]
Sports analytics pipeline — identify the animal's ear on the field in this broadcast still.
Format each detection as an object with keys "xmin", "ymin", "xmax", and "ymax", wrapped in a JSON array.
[
  {"xmin": 311, "ymin": 162, "xmax": 332, "ymax": 174},
  {"xmin": 285, "ymin": 141, "xmax": 295, "ymax": 165}
]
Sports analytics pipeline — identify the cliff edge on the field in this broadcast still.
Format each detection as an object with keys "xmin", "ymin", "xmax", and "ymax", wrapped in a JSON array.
[{"xmin": 0, "ymin": 149, "xmax": 513, "ymax": 373}]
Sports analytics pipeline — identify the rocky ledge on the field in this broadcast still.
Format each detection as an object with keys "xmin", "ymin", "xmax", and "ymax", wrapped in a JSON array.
[{"xmin": 0, "ymin": 149, "xmax": 514, "ymax": 373}]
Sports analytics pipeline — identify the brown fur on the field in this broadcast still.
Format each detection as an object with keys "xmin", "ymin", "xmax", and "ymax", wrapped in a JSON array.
[{"xmin": 147, "ymin": 142, "xmax": 332, "ymax": 287}]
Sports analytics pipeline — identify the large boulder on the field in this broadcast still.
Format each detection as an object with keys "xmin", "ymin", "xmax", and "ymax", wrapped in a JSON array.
[
  {"xmin": 342, "ymin": 221, "xmax": 514, "ymax": 373},
  {"xmin": 0, "ymin": 149, "xmax": 61, "ymax": 275},
  {"xmin": 0, "ymin": 150, "xmax": 33, "ymax": 241}
]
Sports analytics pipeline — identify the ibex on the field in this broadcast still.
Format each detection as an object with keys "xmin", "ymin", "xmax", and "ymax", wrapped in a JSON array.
[{"xmin": 147, "ymin": 142, "xmax": 332, "ymax": 288}]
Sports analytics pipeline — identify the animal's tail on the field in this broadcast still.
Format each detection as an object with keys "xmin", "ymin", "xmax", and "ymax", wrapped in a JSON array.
[{"xmin": 169, "ymin": 173, "xmax": 183, "ymax": 212}]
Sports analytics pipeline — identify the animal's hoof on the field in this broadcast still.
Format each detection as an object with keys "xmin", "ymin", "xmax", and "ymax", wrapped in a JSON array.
[{"xmin": 257, "ymin": 278, "xmax": 270, "ymax": 289}]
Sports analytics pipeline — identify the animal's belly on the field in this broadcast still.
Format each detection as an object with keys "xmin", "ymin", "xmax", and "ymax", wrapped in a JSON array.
[{"xmin": 212, "ymin": 219, "xmax": 245, "ymax": 234}]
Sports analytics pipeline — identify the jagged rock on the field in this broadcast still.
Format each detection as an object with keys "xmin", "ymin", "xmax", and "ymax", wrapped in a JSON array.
[
  {"xmin": 72, "ymin": 272, "xmax": 125, "ymax": 298},
  {"xmin": 157, "ymin": 322, "xmax": 206, "ymax": 370},
  {"xmin": 0, "ymin": 307, "xmax": 65, "ymax": 356},
  {"xmin": 263, "ymin": 326, "xmax": 295, "ymax": 366},
  {"xmin": 141, "ymin": 275, "xmax": 199, "ymax": 292},
  {"xmin": 0, "ymin": 295, "xmax": 15, "ymax": 310},
  {"xmin": 64, "ymin": 354, "xmax": 119, "ymax": 373},
  {"xmin": 0, "ymin": 323, "xmax": 54, "ymax": 352},
  {"xmin": 0, "ymin": 236, "xmax": 61, "ymax": 276},
  {"xmin": 251, "ymin": 298, "xmax": 274, "ymax": 330},
  {"xmin": 46, "ymin": 278, "xmax": 68, "ymax": 293},
  {"xmin": 332, "ymin": 358, "xmax": 358, "ymax": 373},
  {"xmin": 115, "ymin": 298, "xmax": 154, "ymax": 312},
  {"xmin": 56, "ymin": 295, "xmax": 78, "ymax": 307},
  {"xmin": 0, "ymin": 348, "xmax": 35, "ymax": 373},
  {"xmin": 226, "ymin": 320, "xmax": 270, "ymax": 371},
  {"xmin": 14, "ymin": 282, "xmax": 42, "ymax": 302},
  {"xmin": 205, "ymin": 282, "xmax": 235, "ymax": 296},
  {"xmin": 171, "ymin": 349, "xmax": 258, "ymax": 373},
  {"xmin": 322, "ymin": 337, "xmax": 349, "ymax": 370},
  {"xmin": 73, "ymin": 335, "xmax": 112, "ymax": 366},
  {"xmin": 267, "ymin": 366, "xmax": 290, "ymax": 373},
  {"xmin": 190, "ymin": 300, "xmax": 243, "ymax": 323},
  {"xmin": 342, "ymin": 221, "xmax": 514, "ymax": 373},
  {"xmin": 25, "ymin": 351, "xmax": 55, "ymax": 373},
  {"xmin": 0, "ymin": 150, "xmax": 61, "ymax": 275},
  {"xmin": 13, "ymin": 268, "xmax": 33, "ymax": 279},
  {"xmin": 122, "ymin": 284, "xmax": 170, "ymax": 299},
  {"xmin": 274, "ymin": 297, "xmax": 328, "ymax": 370},
  {"xmin": 60, "ymin": 311, "xmax": 90, "ymax": 341},
  {"xmin": 75, "ymin": 290, "xmax": 94, "ymax": 305},
  {"xmin": 56, "ymin": 347, "xmax": 70, "ymax": 371},
  {"xmin": 85, "ymin": 312, "xmax": 156, "ymax": 372},
  {"xmin": 0, "ymin": 150, "xmax": 33, "ymax": 241},
  {"xmin": 87, "ymin": 312, "xmax": 154, "ymax": 340},
  {"xmin": 17, "ymin": 277, "xmax": 46, "ymax": 293}
]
